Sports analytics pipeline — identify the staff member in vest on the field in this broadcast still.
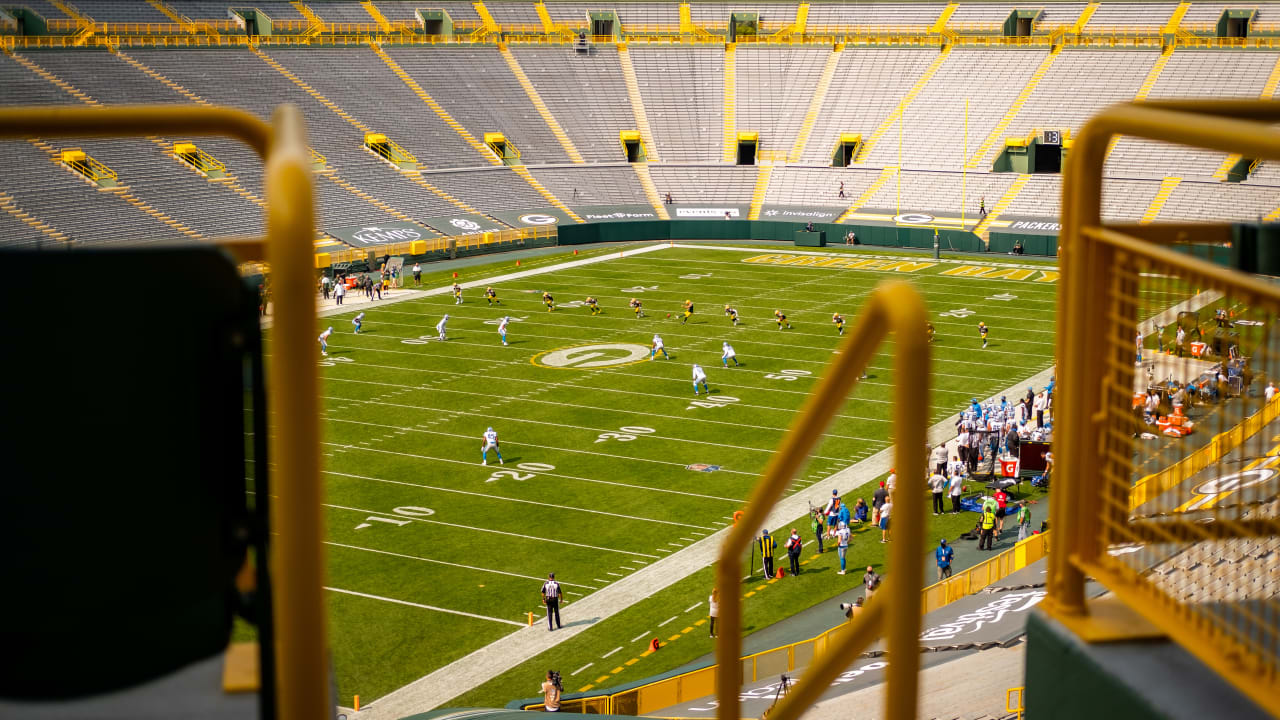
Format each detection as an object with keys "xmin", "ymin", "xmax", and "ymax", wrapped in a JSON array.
[
  {"xmin": 541, "ymin": 573, "xmax": 563, "ymax": 631},
  {"xmin": 979, "ymin": 505, "xmax": 997, "ymax": 551},
  {"xmin": 759, "ymin": 529, "xmax": 776, "ymax": 578}
]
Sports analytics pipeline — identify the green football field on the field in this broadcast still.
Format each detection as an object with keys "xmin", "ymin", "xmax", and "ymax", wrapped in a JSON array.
[{"xmin": 299, "ymin": 242, "xmax": 1062, "ymax": 704}]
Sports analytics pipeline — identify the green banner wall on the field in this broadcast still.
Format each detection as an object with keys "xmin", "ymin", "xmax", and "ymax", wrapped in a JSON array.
[{"xmin": 559, "ymin": 220, "xmax": 986, "ymax": 253}]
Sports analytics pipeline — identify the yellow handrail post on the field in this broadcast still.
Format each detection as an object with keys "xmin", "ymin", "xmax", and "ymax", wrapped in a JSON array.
[
  {"xmin": 264, "ymin": 102, "xmax": 328, "ymax": 720},
  {"xmin": 0, "ymin": 103, "xmax": 325, "ymax": 720},
  {"xmin": 715, "ymin": 281, "xmax": 929, "ymax": 720}
]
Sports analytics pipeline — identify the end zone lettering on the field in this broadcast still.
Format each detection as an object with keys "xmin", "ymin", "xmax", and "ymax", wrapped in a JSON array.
[{"xmin": 743, "ymin": 254, "xmax": 936, "ymax": 273}]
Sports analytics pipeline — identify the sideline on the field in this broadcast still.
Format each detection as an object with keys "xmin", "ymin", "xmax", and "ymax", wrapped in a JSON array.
[
  {"xmin": 358, "ymin": 366, "xmax": 1057, "ymax": 719},
  {"xmin": 261, "ymin": 242, "xmax": 668, "ymax": 327}
]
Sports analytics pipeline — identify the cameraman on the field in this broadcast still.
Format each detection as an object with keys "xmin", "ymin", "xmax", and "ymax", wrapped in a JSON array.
[
  {"xmin": 841, "ymin": 596, "xmax": 864, "ymax": 621},
  {"xmin": 542, "ymin": 670, "xmax": 562, "ymax": 712}
]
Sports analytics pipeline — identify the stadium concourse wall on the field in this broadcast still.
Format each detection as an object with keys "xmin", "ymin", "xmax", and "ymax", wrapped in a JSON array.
[
  {"xmin": 559, "ymin": 219, "xmax": 994, "ymax": 253},
  {"xmin": 506, "ymin": 532, "xmax": 1052, "ymax": 716}
]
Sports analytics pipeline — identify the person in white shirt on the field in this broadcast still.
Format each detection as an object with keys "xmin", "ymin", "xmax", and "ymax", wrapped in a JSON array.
[
  {"xmin": 333, "ymin": 280, "xmax": 346, "ymax": 305},
  {"xmin": 721, "ymin": 341, "xmax": 740, "ymax": 367},
  {"xmin": 885, "ymin": 469, "xmax": 897, "ymax": 495},
  {"xmin": 352, "ymin": 311, "xmax": 365, "ymax": 334},
  {"xmin": 708, "ymin": 588, "xmax": 719, "ymax": 638},
  {"xmin": 835, "ymin": 521, "xmax": 852, "ymax": 574},
  {"xmin": 436, "ymin": 314, "xmax": 449, "ymax": 341},
  {"xmin": 692, "ymin": 364, "xmax": 708, "ymax": 395},
  {"xmin": 948, "ymin": 471, "xmax": 964, "ymax": 513},
  {"xmin": 929, "ymin": 472, "xmax": 947, "ymax": 515},
  {"xmin": 481, "ymin": 426, "xmax": 503, "ymax": 466},
  {"xmin": 498, "ymin": 316, "xmax": 510, "ymax": 346},
  {"xmin": 412, "ymin": 263, "xmax": 422, "ymax": 286},
  {"xmin": 318, "ymin": 327, "xmax": 332, "ymax": 356},
  {"xmin": 650, "ymin": 334, "xmax": 669, "ymax": 360},
  {"xmin": 1267, "ymin": 382, "xmax": 1277, "ymax": 402},
  {"xmin": 931, "ymin": 443, "xmax": 948, "ymax": 474},
  {"xmin": 878, "ymin": 498, "xmax": 892, "ymax": 543},
  {"xmin": 1033, "ymin": 392, "xmax": 1048, "ymax": 428}
]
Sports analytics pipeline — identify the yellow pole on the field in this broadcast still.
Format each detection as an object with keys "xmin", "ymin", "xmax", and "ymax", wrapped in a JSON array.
[
  {"xmin": 264, "ymin": 103, "xmax": 329, "ymax": 720},
  {"xmin": 897, "ymin": 110, "xmax": 902, "ymax": 216},
  {"xmin": 963, "ymin": 98, "xmax": 968, "ymax": 229}
]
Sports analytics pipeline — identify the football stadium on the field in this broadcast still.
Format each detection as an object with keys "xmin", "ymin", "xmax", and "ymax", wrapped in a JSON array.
[{"xmin": 2, "ymin": 2, "xmax": 1279, "ymax": 719}]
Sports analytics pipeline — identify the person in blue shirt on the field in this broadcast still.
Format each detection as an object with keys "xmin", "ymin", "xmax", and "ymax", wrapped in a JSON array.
[
  {"xmin": 936, "ymin": 539, "xmax": 955, "ymax": 581},
  {"xmin": 837, "ymin": 499, "xmax": 852, "ymax": 529},
  {"xmin": 853, "ymin": 498, "xmax": 869, "ymax": 523}
]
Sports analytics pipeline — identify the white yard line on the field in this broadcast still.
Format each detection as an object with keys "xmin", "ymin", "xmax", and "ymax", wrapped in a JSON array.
[
  {"xmin": 571, "ymin": 663, "xmax": 594, "ymax": 677},
  {"xmin": 326, "ymin": 470, "xmax": 711, "ymax": 529},
  {"xmin": 358, "ymin": 364, "xmax": 1057, "ymax": 719},
  {"xmin": 657, "ymin": 616, "xmax": 679, "ymax": 628},
  {"xmin": 630, "ymin": 631, "xmax": 650, "ymax": 643},
  {"xmin": 325, "ymin": 587, "xmax": 525, "ymax": 627},
  {"xmin": 324, "ymin": 416, "xmax": 760, "ymax": 476},
  {"xmin": 324, "ymin": 442, "xmax": 744, "ymax": 505},
  {"xmin": 684, "ymin": 601, "xmax": 703, "ymax": 613},
  {"xmin": 323, "ymin": 502, "xmax": 659, "ymax": 558},
  {"xmin": 326, "ymin": 542, "xmax": 597, "ymax": 589},
  {"xmin": 322, "ymin": 394, "xmax": 852, "ymax": 462},
  {"xmin": 601, "ymin": 647, "xmax": 623, "ymax": 659}
]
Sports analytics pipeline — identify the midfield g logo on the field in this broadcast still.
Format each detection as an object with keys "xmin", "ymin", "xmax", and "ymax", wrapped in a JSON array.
[{"xmin": 532, "ymin": 343, "xmax": 651, "ymax": 369}]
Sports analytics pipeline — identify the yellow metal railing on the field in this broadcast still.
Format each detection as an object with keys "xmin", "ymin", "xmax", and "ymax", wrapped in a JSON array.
[
  {"xmin": 715, "ymin": 282, "xmax": 929, "ymax": 720},
  {"xmin": 521, "ymin": 521, "xmax": 1050, "ymax": 713},
  {"xmin": 1051, "ymin": 99, "xmax": 1280, "ymax": 717},
  {"xmin": 0, "ymin": 103, "xmax": 326, "ymax": 720}
]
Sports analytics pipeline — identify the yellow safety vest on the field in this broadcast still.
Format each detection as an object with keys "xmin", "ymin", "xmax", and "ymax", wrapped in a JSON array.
[{"xmin": 981, "ymin": 510, "xmax": 996, "ymax": 530}]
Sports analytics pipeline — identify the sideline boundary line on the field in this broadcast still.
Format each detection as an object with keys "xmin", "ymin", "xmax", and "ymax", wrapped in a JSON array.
[
  {"xmin": 359, "ymin": 365, "xmax": 1057, "ymax": 719},
  {"xmin": 326, "ymin": 587, "xmax": 526, "ymax": 627}
]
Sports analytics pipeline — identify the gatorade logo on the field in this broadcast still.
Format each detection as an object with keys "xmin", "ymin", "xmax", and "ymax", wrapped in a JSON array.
[{"xmin": 532, "ymin": 343, "xmax": 651, "ymax": 369}]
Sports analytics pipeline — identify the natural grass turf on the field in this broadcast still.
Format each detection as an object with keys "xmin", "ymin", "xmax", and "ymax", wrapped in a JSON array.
[
  {"xmin": 282, "ymin": 243, "xmax": 1066, "ymax": 703},
  {"xmin": 442, "ymin": 490, "xmax": 1045, "ymax": 709}
]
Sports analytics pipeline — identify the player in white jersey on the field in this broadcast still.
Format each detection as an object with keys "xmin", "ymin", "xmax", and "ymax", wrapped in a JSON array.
[
  {"xmin": 436, "ymin": 314, "xmax": 449, "ymax": 341},
  {"xmin": 481, "ymin": 426, "xmax": 504, "ymax": 465},
  {"xmin": 352, "ymin": 312, "xmax": 365, "ymax": 334},
  {"xmin": 651, "ymin": 334, "xmax": 669, "ymax": 360},
  {"xmin": 318, "ymin": 327, "xmax": 333, "ymax": 356},
  {"xmin": 498, "ymin": 316, "xmax": 510, "ymax": 346},
  {"xmin": 692, "ymin": 363, "xmax": 708, "ymax": 395},
  {"xmin": 721, "ymin": 341, "xmax": 740, "ymax": 367}
]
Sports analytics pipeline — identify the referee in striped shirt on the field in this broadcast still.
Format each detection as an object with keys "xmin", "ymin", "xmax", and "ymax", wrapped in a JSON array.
[{"xmin": 542, "ymin": 573, "xmax": 563, "ymax": 631}]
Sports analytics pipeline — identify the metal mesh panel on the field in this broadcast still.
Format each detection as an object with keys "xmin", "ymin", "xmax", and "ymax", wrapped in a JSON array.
[{"xmin": 1090, "ymin": 230, "xmax": 1280, "ymax": 686}]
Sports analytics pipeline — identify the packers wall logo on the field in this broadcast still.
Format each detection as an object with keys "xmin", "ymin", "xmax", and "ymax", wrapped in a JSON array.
[{"xmin": 532, "ymin": 343, "xmax": 651, "ymax": 369}]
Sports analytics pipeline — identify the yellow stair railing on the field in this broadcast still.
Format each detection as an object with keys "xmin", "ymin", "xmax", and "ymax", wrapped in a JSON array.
[
  {"xmin": 632, "ymin": 162, "xmax": 670, "ymax": 220},
  {"xmin": 497, "ymin": 44, "xmax": 584, "ymax": 163},
  {"xmin": 1162, "ymin": 2, "xmax": 1191, "ymax": 35},
  {"xmin": 930, "ymin": 2, "xmax": 959, "ymax": 33},
  {"xmin": 1213, "ymin": 53, "xmax": 1280, "ymax": 180},
  {"xmin": 967, "ymin": 46, "xmax": 1062, "ymax": 168},
  {"xmin": 1050, "ymin": 99, "xmax": 1280, "ymax": 719},
  {"xmin": 837, "ymin": 165, "xmax": 897, "ymax": 221},
  {"xmin": 789, "ymin": 43, "xmax": 843, "ymax": 162},
  {"xmin": 616, "ymin": 43, "xmax": 660, "ymax": 164},
  {"xmin": 510, "ymin": 165, "xmax": 582, "ymax": 222},
  {"xmin": 856, "ymin": 45, "xmax": 952, "ymax": 163},
  {"xmin": 145, "ymin": 0, "xmax": 197, "ymax": 33},
  {"xmin": 722, "ymin": 42, "xmax": 737, "ymax": 162},
  {"xmin": 715, "ymin": 281, "xmax": 930, "ymax": 720},
  {"xmin": 973, "ymin": 173, "xmax": 1030, "ymax": 239},
  {"xmin": 747, "ymin": 164, "xmax": 773, "ymax": 220},
  {"xmin": 360, "ymin": 0, "xmax": 393, "ymax": 32},
  {"xmin": 3, "ymin": 102, "xmax": 326, "ymax": 720},
  {"xmin": 1137, "ymin": 175, "xmax": 1181, "ymax": 224},
  {"xmin": 1104, "ymin": 45, "xmax": 1173, "ymax": 159}
]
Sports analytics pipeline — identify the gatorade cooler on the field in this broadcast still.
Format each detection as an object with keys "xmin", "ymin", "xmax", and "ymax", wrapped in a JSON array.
[{"xmin": 1000, "ymin": 457, "xmax": 1019, "ymax": 478}]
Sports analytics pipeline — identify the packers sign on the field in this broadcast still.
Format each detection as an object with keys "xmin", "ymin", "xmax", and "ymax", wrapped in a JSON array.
[{"xmin": 742, "ymin": 254, "xmax": 1058, "ymax": 283}]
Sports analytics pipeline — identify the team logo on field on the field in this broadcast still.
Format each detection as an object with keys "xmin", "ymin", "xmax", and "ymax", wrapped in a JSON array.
[
  {"xmin": 893, "ymin": 213, "xmax": 935, "ymax": 225},
  {"xmin": 519, "ymin": 213, "xmax": 559, "ymax": 226},
  {"xmin": 686, "ymin": 464, "xmax": 722, "ymax": 473},
  {"xmin": 450, "ymin": 218, "xmax": 482, "ymax": 232},
  {"xmin": 532, "ymin": 343, "xmax": 651, "ymax": 369}
]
